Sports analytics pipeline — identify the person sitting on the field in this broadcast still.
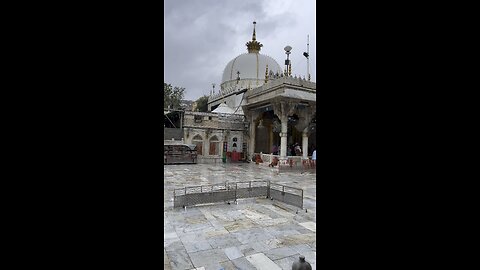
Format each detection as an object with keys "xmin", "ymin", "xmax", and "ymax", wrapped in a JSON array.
[
  {"xmin": 255, "ymin": 154, "xmax": 263, "ymax": 164},
  {"xmin": 269, "ymin": 157, "xmax": 279, "ymax": 167}
]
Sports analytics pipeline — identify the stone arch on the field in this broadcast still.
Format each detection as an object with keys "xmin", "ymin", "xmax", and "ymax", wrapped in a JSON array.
[{"xmin": 209, "ymin": 135, "xmax": 219, "ymax": 142}]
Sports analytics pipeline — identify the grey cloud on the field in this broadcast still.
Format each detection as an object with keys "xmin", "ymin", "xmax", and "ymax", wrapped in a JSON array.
[{"xmin": 164, "ymin": 0, "xmax": 315, "ymax": 101}]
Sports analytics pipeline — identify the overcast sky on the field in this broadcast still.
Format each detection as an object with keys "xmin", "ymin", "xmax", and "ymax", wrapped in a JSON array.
[{"xmin": 164, "ymin": 0, "xmax": 316, "ymax": 101}]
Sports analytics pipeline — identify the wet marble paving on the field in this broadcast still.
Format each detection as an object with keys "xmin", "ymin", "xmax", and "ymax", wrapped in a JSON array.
[{"xmin": 164, "ymin": 163, "xmax": 316, "ymax": 270}]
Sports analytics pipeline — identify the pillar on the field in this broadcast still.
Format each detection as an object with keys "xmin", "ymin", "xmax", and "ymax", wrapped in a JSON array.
[
  {"xmin": 203, "ymin": 130, "xmax": 207, "ymax": 157},
  {"xmin": 302, "ymin": 131, "xmax": 308, "ymax": 160},
  {"xmin": 269, "ymin": 124, "xmax": 273, "ymax": 153},
  {"xmin": 249, "ymin": 114, "xmax": 256, "ymax": 157},
  {"xmin": 279, "ymin": 115, "xmax": 288, "ymax": 159}
]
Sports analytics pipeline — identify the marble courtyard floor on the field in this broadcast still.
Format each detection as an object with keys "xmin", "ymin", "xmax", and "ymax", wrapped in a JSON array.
[{"xmin": 164, "ymin": 163, "xmax": 317, "ymax": 270}]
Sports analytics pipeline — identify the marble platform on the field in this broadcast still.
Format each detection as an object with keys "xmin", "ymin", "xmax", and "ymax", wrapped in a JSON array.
[{"xmin": 164, "ymin": 162, "xmax": 316, "ymax": 270}]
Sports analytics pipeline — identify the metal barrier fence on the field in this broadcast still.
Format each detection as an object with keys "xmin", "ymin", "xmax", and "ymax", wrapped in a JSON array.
[
  {"xmin": 235, "ymin": 181, "xmax": 269, "ymax": 199},
  {"xmin": 173, "ymin": 181, "xmax": 303, "ymax": 209},
  {"xmin": 173, "ymin": 182, "xmax": 236, "ymax": 208},
  {"xmin": 269, "ymin": 183, "xmax": 304, "ymax": 209}
]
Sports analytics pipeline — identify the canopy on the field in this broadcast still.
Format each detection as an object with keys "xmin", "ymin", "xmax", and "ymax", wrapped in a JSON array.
[{"xmin": 212, "ymin": 102, "xmax": 235, "ymax": 114}]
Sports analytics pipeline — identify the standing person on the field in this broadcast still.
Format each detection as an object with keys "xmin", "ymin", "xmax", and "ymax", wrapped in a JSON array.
[
  {"xmin": 294, "ymin": 143, "xmax": 302, "ymax": 156},
  {"xmin": 272, "ymin": 144, "xmax": 278, "ymax": 155},
  {"xmin": 311, "ymin": 147, "xmax": 316, "ymax": 168}
]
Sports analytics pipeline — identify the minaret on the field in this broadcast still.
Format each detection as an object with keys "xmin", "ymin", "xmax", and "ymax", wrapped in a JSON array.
[{"xmin": 303, "ymin": 35, "xmax": 311, "ymax": 81}]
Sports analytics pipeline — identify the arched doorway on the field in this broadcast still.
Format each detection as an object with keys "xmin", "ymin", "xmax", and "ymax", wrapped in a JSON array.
[
  {"xmin": 287, "ymin": 114, "xmax": 301, "ymax": 143},
  {"xmin": 192, "ymin": 134, "xmax": 203, "ymax": 156},
  {"xmin": 209, "ymin": 135, "xmax": 220, "ymax": 156},
  {"xmin": 254, "ymin": 111, "xmax": 280, "ymax": 154}
]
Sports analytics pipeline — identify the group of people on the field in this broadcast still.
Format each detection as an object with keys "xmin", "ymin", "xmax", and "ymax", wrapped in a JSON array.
[
  {"xmin": 254, "ymin": 143, "xmax": 317, "ymax": 168},
  {"xmin": 271, "ymin": 143, "xmax": 316, "ymax": 160},
  {"xmin": 272, "ymin": 143, "xmax": 310, "ymax": 157}
]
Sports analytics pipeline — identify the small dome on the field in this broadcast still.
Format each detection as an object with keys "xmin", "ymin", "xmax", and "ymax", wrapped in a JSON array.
[{"xmin": 212, "ymin": 102, "xmax": 235, "ymax": 114}]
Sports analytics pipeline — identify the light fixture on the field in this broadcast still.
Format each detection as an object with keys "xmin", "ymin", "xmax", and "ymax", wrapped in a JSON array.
[{"xmin": 284, "ymin": 45, "xmax": 292, "ymax": 76}]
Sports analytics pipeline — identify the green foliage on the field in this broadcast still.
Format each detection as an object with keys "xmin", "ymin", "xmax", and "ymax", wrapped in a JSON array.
[
  {"xmin": 164, "ymin": 83, "xmax": 185, "ymax": 109},
  {"xmin": 194, "ymin": 95, "xmax": 209, "ymax": 112}
]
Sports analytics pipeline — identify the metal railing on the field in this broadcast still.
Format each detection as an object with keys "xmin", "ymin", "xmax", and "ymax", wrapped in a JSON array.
[
  {"xmin": 173, "ymin": 180, "xmax": 303, "ymax": 209},
  {"xmin": 269, "ymin": 183, "xmax": 303, "ymax": 209}
]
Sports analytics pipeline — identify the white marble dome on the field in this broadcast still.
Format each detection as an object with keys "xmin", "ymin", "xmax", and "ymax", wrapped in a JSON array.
[
  {"xmin": 221, "ymin": 53, "xmax": 282, "ymax": 89},
  {"xmin": 220, "ymin": 21, "xmax": 283, "ymax": 91}
]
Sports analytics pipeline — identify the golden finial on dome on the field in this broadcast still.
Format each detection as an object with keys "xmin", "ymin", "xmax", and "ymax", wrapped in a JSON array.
[{"xmin": 246, "ymin": 21, "xmax": 263, "ymax": 53}]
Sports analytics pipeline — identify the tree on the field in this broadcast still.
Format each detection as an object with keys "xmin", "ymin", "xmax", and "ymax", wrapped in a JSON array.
[
  {"xmin": 164, "ymin": 83, "xmax": 185, "ymax": 109},
  {"xmin": 194, "ymin": 95, "xmax": 209, "ymax": 112}
]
